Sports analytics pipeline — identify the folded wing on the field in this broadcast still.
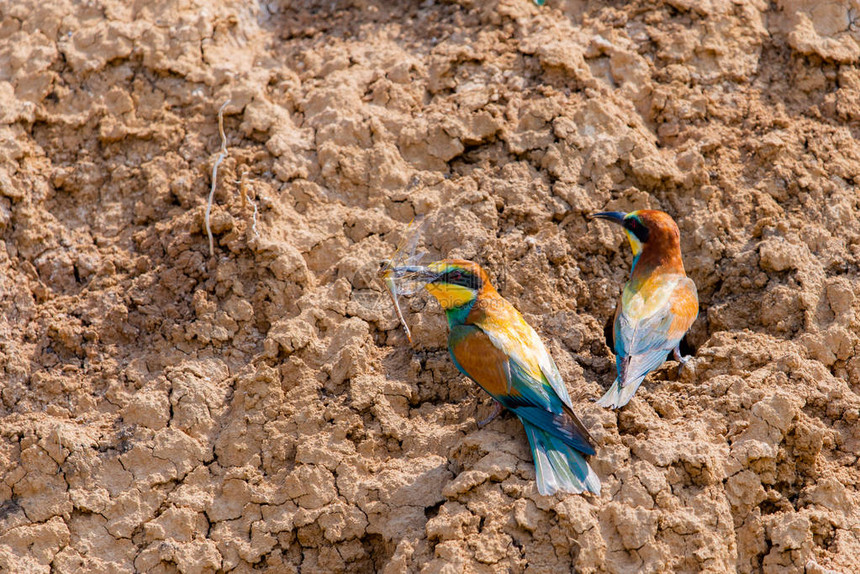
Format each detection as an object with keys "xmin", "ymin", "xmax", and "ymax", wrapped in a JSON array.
[
  {"xmin": 598, "ymin": 277, "xmax": 698, "ymax": 409},
  {"xmin": 449, "ymin": 325, "xmax": 595, "ymax": 455},
  {"xmin": 615, "ymin": 276, "xmax": 697, "ymax": 363}
]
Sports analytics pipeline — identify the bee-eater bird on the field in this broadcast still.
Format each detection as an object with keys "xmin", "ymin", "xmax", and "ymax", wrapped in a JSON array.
[
  {"xmin": 395, "ymin": 260, "xmax": 600, "ymax": 496},
  {"xmin": 592, "ymin": 210, "xmax": 699, "ymax": 409}
]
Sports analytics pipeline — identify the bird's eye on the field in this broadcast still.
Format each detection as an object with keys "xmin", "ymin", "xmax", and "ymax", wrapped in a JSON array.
[{"xmin": 625, "ymin": 218, "xmax": 650, "ymax": 242}]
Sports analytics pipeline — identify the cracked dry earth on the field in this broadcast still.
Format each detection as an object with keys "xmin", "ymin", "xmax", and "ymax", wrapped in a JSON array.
[{"xmin": 1, "ymin": 0, "xmax": 860, "ymax": 572}]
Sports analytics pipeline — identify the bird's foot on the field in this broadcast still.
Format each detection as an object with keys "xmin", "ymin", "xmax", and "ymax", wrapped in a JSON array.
[
  {"xmin": 477, "ymin": 401, "xmax": 504, "ymax": 428},
  {"xmin": 673, "ymin": 346, "xmax": 691, "ymax": 373}
]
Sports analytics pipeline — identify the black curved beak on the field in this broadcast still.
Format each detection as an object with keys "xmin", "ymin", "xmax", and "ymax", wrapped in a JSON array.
[{"xmin": 592, "ymin": 211, "xmax": 627, "ymax": 225}]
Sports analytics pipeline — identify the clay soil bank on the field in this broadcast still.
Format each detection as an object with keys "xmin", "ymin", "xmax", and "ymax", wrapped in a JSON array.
[{"xmin": 1, "ymin": 0, "xmax": 859, "ymax": 572}]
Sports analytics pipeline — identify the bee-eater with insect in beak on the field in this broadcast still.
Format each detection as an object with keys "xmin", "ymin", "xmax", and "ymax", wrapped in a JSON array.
[
  {"xmin": 395, "ymin": 260, "xmax": 600, "ymax": 496},
  {"xmin": 592, "ymin": 210, "xmax": 699, "ymax": 409}
]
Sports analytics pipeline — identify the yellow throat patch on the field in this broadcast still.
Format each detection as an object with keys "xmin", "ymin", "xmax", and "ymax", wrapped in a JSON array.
[
  {"xmin": 425, "ymin": 282, "xmax": 476, "ymax": 309},
  {"xmin": 625, "ymin": 230, "xmax": 642, "ymax": 256}
]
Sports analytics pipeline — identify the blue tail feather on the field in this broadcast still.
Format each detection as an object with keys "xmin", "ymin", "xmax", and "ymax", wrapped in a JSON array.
[
  {"xmin": 513, "ymin": 406, "xmax": 596, "ymax": 455},
  {"xmin": 522, "ymin": 419, "xmax": 600, "ymax": 496},
  {"xmin": 597, "ymin": 347, "xmax": 669, "ymax": 408},
  {"xmin": 595, "ymin": 374, "xmax": 646, "ymax": 409}
]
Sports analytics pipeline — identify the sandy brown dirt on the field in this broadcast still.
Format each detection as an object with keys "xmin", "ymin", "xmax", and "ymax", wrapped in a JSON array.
[{"xmin": 1, "ymin": 0, "xmax": 859, "ymax": 572}]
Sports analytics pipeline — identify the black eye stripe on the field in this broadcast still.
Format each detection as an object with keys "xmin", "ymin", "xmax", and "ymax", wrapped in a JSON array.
[
  {"xmin": 441, "ymin": 269, "xmax": 482, "ymax": 290},
  {"xmin": 624, "ymin": 218, "xmax": 650, "ymax": 242}
]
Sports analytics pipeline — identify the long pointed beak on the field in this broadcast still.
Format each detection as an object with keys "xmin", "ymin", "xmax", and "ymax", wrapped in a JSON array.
[
  {"xmin": 592, "ymin": 211, "xmax": 627, "ymax": 225},
  {"xmin": 389, "ymin": 265, "xmax": 441, "ymax": 282}
]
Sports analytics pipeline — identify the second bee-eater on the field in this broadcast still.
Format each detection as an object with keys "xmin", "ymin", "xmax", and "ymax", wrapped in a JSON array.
[
  {"xmin": 593, "ymin": 210, "xmax": 699, "ymax": 409},
  {"xmin": 395, "ymin": 260, "xmax": 600, "ymax": 496}
]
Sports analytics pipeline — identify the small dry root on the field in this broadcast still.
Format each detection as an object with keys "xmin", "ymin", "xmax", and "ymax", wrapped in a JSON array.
[{"xmin": 205, "ymin": 100, "xmax": 230, "ymax": 258}]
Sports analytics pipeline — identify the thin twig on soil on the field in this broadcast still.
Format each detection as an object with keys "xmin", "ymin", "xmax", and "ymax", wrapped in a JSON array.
[
  {"xmin": 205, "ymin": 100, "xmax": 230, "ymax": 258},
  {"xmin": 235, "ymin": 167, "xmax": 261, "ymax": 241},
  {"xmin": 238, "ymin": 166, "xmax": 249, "ymax": 210}
]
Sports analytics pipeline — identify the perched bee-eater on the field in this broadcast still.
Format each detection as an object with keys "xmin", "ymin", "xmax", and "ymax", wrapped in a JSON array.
[
  {"xmin": 593, "ymin": 210, "xmax": 699, "ymax": 409},
  {"xmin": 395, "ymin": 260, "xmax": 600, "ymax": 496}
]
